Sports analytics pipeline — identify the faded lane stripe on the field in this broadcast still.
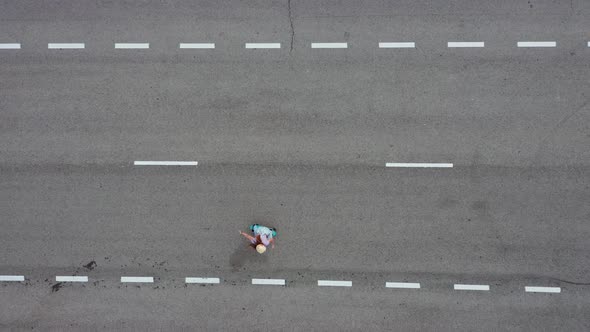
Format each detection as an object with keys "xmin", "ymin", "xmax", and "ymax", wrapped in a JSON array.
[
  {"xmin": 448, "ymin": 42, "xmax": 484, "ymax": 48},
  {"xmin": 48, "ymin": 43, "xmax": 85, "ymax": 49},
  {"xmin": 454, "ymin": 284, "xmax": 490, "ymax": 291},
  {"xmin": 252, "ymin": 278, "xmax": 285, "ymax": 285},
  {"xmin": 385, "ymin": 163, "xmax": 453, "ymax": 168},
  {"xmin": 517, "ymin": 41, "xmax": 556, "ymax": 48},
  {"xmin": 179, "ymin": 43, "xmax": 215, "ymax": 49},
  {"xmin": 385, "ymin": 282, "xmax": 421, "ymax": 289},
  {"xmin": 134, "ymin": 161, "xmax": 198, "ymax": 166},
  {"xmin": 185, "ymin": 277, "xmax": 220, "ymax": 284},
  {"xmin": 311, "ymin": 43, "xmax": 348, "ymax": 49},
  {"xmin": 0, "ymin": 43, "xmax": 21, "ymax": 49},
  {"xmin": 245, "ymin": 43, "xmax": 281, "ymax": 49},
  {"xmin": 115, "ymin": 43, "xmax": 150, "ymax": 49},
  {"xmin": 379, "ymin": 42, "xmax": 415, "ymax": 48},
  {"xmin": 318, "ymin": 280, "xmax": 352, "ymax": 287},
  {"xmin": 56, "ymin": 276, "xmax": 88, "ymax": 282},
  {"xmin": 525, "ymin": 286, "xmax": 561, "ymax": 293},
  {"xmin": 121, "ymin": 276, "xmax": 154, "ymax": 283},
  {"xmin": 0, "ymin": 275, "xmax": 24, "ymax": 281}
]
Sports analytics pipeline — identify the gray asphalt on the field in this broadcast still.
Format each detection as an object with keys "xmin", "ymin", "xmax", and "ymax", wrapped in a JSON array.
[{"xmin": 1, "ymin": 0, "xmax": 590, "ymax": 330}]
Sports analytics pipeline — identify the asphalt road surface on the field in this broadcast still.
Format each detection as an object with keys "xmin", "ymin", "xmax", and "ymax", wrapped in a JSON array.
[{"xmin": 1, "ymin": 0, "xmax": 589, "ymax": 331}]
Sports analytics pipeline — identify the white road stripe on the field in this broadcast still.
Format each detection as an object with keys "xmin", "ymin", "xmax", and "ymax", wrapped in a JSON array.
[
  {"xmin": 245, "ymin": 43, "xmax": 281, "ymax": 49},
  {"xmin": 0, "ymin": 275, "xmax": 24, "ymax": 281},
  {"xmin": 525, "ymin": 286, "xmax": 561, "ymax": 293},
  {"xmin": 517, "ymin": 41, "xmax": 556, "ymax": 48},
  {"xmin": 121, "ymin": 276, "xmax": 154, "ymax": 283},
  {"xmin": 454, "ymin": 284, "xmax": 490, "ymax": 291},
  {"xmin": 311, "ymin": 42, "xmax": 348, "ymax": 49},
  {"xmin": 134, "ymin": 161, "xmax": 198, "ymax": 166},
  {"xmin": 115, "ymin": 43, "xmax": 150, "ymax": 49},
  {"xmin": 385, "ymin": 282, "xmax": 421, "ymax": 289},
  {"xmin": 448, "ymin": 42, "xmax": 484, "ymax": 48},
  {"xmin": 587, "ymin": 41, "xmax": 590, "ymax": 47},
  {"xmin": 48, "ymin": 43, "xmax": 85, "ymax": 49},
  {"xmin": 318, "ymin": 280, "xmax": 352, "ymax": 287},
  {"xmin": 379, "ymin": 42, "xmax": 415, "ymax": 48},
  {"xmin": 56, "ymin": 276, "xmax": 88, "ymax": 282},
  {"xmin": 179, "ymin": 43, "xmax": 215, "ymax": 49},
  {"xmin": 185, "ymin": 277, "xmax": 220, "ymax": 284},
  {"xmin": 0, "ymin": 43, "xmax": 21, "ymax": 49},
  {"xmin": 252, "ymin": 278, "xmax": 285, "ymax": 285},
  {"xmin": 385, "ymin": 163, "xmax": 453, "ymax": 168}
]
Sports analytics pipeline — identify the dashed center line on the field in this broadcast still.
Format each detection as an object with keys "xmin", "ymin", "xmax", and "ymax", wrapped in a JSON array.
[
  {"xmin": 448, "ymin": 41, "xmax": 485, "ymax": 48},
  {"xmin": 48, "ymin": 43, "xmax": 85, "ymax": 49},
  {"xmin": 0, "ymin": 275, "xmax": 24, "ymax": 281},
  {"xmin": 133, "ymin": 161, "xmax": 198, "ymax": 166},
  {"xmin": 179, "ymin": 43, "xmax": 215, "ymax": 49},
  {"xmin": 0, "ymin": 273, "xmax": 575, "ymax": 296},
  {"xmin": 311, "ymin": 42, "xmax": 348, "ymax": 49},
  {"xmin": 517, "ymin": 41, "xmax": 556, "ymax": 48},
  {"xmin": 56, "ymin": 276, "xmax": 88, "ymax": 282},
  {"xmin": 185, "ymin": 277, "xmax": 220, "ymax": 284},
  {"xmin": 121, "ymin": 276, "xmax": 154, "ymax": 283},
  {"xmin": 3, "ymin": 40, "xmax": 588, "ymax": 51},
  {"xmin": 385, "ymin": 163, "xmax": 454, "ymax": 168},
  {"xmin": 115, "ymin": 43, "xmax": 150, "ymax": 49},
  {"xmin": 252, "ymin": 278, "xmax": 286, "ymax": 286},
  {"xmin": 245, "ymin": 43, "xmax": 281, "ymax": 49},
  {"xmin": 525, "ymin": 286, "xmax": 561, "ymax": 293},
  {"xmin": 454, "ymin": 284, "xmax": 490, "ymax": 291},
  {"xmin": 0, "ymin": 43, "xmax": 21, "ymax": 49},
  {"xmin": 385, "ymin": 282, "xmax": 421, "ymax": 289},
  {"xmin": 379, "ymin": 42, "xmax": 415, "ymax": 48},
  {"xmin": 318, "ymin": 280, "xmax": 352, "ymax": 287}
]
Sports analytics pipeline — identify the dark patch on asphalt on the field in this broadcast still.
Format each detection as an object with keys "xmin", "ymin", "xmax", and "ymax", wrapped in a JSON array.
[
  {"xmin": 229, "ymin": 243, "xmax": 269, "ymax": 272},
  {"xmin": 51, "ymin": 282, "xmax": 63, "ymax": 292},
  {"xmin": 83, "ymin": 260, "xmax": 97, "ymax": 270}
]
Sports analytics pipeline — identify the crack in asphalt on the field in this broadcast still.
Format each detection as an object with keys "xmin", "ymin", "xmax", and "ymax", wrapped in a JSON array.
[{"xmin": 287, "ymin": 0, "xmax": 295, "ymax": 52}]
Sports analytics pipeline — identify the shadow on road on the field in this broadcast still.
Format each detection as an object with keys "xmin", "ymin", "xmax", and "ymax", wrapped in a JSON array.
[{"xmin": 229, "ymin": 242, "xmax": 268, "ymax": 272}]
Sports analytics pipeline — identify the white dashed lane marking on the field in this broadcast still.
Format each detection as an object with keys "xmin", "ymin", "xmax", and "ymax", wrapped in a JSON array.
[
  {"xmin": 245, "ymin": 43, "xmax": 281, "ymax": 49},
  {"xmin": 48, "ymin": 43, "xmax": 85, "ymax": 49},
  {"xmin": 0, "ymin": 43, "xmax": 21, "ymax": 49},
  {"xmin": 179, "ymin": 43, "xmax": 215, "ymax": 49},
  {"xmin": 525, "ymin": 286, "xmax": 561, "ymax": 293},
  {"xmin": 448, "ymin": 42, "xmax": 484, "ymax": 48},
  {"xmin": 56, "ymin": 276, "xmax": 88, "ymax": 282},
  {"xmin": 0, "ymin": 275, "xmax": 24, "ymax": 281},
  {"xmin": 121, "ymin": 276, "xmax": 154, "ymax": 283},
  {"xmin": 454, "ymin": 284, "xmax": 490, "ymax": 291},
  {"xmin": 379, "ymin": 42, "xmax": 415, "ymax": 48},
  {"xmin": 517, "ymin": 41, "xmax": 556, "ymax": 48},
  {"xmin": 318, "ymin": 280, "xmax": 352, "ymax": 287},
  {"xmin": 385, "ymin": 163, "xmax": 453, "ymax": 168},
  {"xmin": 311, "ymin": 42, "xmax": 348, "ymax": 49},
  {"xmin": 252, "ymin": 278, "xmax": 286, "ymax": 286},
  {"xmin": 115, "ymin": 43, "xmax": 150, "ymax": 49},
  {"xmin": 185, "ymin": 277, "xmax": 220, "ymax": 284},
  {"xmin": 385, "ymin": 282, "xmax": 421, "ymax": 289},
  {"xmin": 134, "ymin": 161, "xmax": 198, "ymax": 166}
]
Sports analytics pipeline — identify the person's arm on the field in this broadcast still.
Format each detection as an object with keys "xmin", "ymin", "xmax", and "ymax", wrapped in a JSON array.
[
  {"xmin": 269, "ymin": 237, "xmax": 275, "ymax": 249},
  {"xmin": 239, "ymin": 231, "xmax": 255, "ymax": 242}
]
